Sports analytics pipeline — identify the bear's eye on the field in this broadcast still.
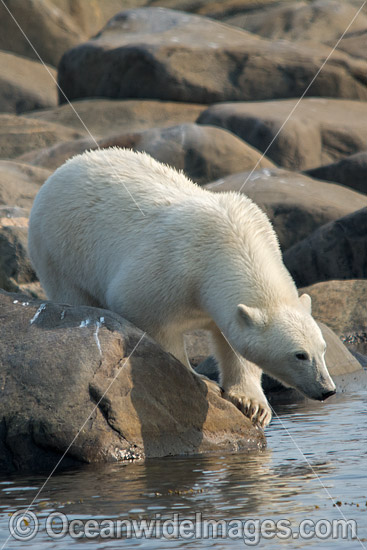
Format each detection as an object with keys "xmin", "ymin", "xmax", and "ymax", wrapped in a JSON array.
[{"xmin": 296, "ymin": 352, "xmax": 309, "ymax": 361}]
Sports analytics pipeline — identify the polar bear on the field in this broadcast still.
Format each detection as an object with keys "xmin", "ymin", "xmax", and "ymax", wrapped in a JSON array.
[{"xmin": 28, "ymin": 148, "xmax": 336, "ymax": 427}]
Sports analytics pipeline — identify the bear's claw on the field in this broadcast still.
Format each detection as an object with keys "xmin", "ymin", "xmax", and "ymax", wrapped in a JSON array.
[{"xmin": 224, "ymin": 392, "xmax": 272, "ymax": 428}]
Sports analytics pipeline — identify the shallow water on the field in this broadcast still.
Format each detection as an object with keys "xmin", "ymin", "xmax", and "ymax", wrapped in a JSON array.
[{"xmin": 1, "ymin": 386, "xmax": 367, "ymax": 549}]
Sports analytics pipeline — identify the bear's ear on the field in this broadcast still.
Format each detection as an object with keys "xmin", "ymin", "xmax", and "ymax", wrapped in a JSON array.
[
  {"xmin": 237, "ymin": 304, "xmax": 266, "ymax": 327},
  {"xmin": 299, "ymin": 293, "xmax": 312, "ymax": 314}
]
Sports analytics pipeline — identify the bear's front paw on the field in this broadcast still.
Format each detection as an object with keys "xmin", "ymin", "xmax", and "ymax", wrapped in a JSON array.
[{"xmin": 224, "ymin": 391, "xmax": 272, "ymax": 428}]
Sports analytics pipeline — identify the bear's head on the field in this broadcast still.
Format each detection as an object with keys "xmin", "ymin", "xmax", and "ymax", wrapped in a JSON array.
[{"xmin": 235, "ymin": 293, "xmax": 336, "ymax": 401}]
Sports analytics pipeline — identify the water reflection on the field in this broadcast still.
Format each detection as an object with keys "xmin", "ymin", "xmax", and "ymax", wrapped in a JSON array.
[{"xmin": 0, "ymin": 390, "xmax": 366, "ymax": 549}]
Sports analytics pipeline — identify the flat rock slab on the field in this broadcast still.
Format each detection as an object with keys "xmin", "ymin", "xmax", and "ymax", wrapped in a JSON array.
[
  {"xmin": 283, "ymin": 208, "xmax": 367, "ymax": 287},
  {"xmin": 0, "ymin": 290, "xmax": 265, "ymax": 473},
  {"xmin": 0, "ymin": 161, "xmax": 51, "ymax": 211},
  {"xmin": 0, "ymin": 114, "xmax": 84, "ymax": 160},
  {"xmin": 0, "ymin": 0, "xmax": 84, "ymax": 67},
  {"xmin": 197, "ymin": 98, "xmax": 367, "ymax": 170},
  {"xmin": 99, "ymin": 123, "xmax": 274, "ymax": 185},
  {"xmin": 225, "ymin": 0, "xmax": 367, "ymax": 46},
  {"xmin": 300, "ymin": 280, "xmax": 367, "ymax": 357},
  {"xmin": 25, "ymin": 99, "xmax": 205, "ymax": 138},
  {"xmin": 306, "ymin": 151, "xmax": 367, "ymax": 195},
  {"xmin": 205, "ymin": 168, "xmax": 367, "ymax": 250},
  {"xmin": 0, "ymin": 51, "xmax": 58, "ymax": 114},
  {"xmin": 19, "ymin": 123, "xmax": 274, "ymax": 182},
  {"xmin": 58, "ymin": 7, "xmax": 367, "ymax": 105}
]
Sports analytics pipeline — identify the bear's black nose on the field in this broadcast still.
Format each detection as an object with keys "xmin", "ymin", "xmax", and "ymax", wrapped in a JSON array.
[{"xmin": 322, "ymin": 390, "xmax": 336, "ymax": 400}]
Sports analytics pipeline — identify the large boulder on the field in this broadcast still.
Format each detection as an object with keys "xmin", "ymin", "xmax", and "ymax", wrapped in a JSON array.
[
  {"xmin": 197, "ymin": 98, "xmax": 367, "ymax": 170},
  {"xmin": 283, "ymin": 208, "xmax": 367, "ymax": 287},
  {"xmin": 0, "ymin": 161, "xmax": 50, "ymax": 211},
  {"xmin": 0, "ymin": 114, "xmax": 84, "ymax": 160},
  {"xmin": 0, "ymin": 51, "xmax": 57, "ymax": 114},
  {"xmin": 306, "ymin": 151, "xmax": 367, "ymax": 195},
  {"xmin": 224, "ymin": 1, "xmax": 367, "ymax": 45},
  {"xmin": 300, "ymin": 280, "xmax": 367, "ymax": 358},
  {"xmin": 205, "ymin": 168, "xmax": 367, "ymax": 250},
  {"xmin": 99, "ymin": 124, "xmax": 275, "ymax": 185},
  {"xmin": 0, "ymin": 0, "xmax": 84, "ymax": 67},
  {"xmin": 0, "ymin": 290, "xmax": 265, "ymax": 473},
  {"xmin": 0, "ymin": 209, "xmax": 36, "ymax": 293},
  {"xmin": 25, "ymin": 99, "xmax": 205, "ymax": 138},
  {"xmin": 19, "ymin": 123, "xmax": 275, "ymax": 182},
  {"xmin": 58, "ymin": 8, "xmax": 367, "ymax": 105}
]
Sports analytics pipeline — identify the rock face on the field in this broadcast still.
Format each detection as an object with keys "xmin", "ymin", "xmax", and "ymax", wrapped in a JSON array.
[
  {"xmin": 0, "ymin": 290, "xmax": 265, "ymax": 473},
  {"xmin": 99, "ymin": 123, "xmax": 275, "ymax": 185},
  {"xmin": 0, "ymin": 161, "xmax": 51, "ymax": 211},
  {"xmin": 0, "ymin": 0, "xmax": 84, "ymax": 67},
  {"xmin": 306, "ymin": 151, "xmax": 367, "ymax": 195},
  {"xmin": 58, "ymin": 8, "xmax": 367, "ymax": 105},
  {"xmin": 197, "ymin": 98, "xmax": 367, "ymax": 170},
  {"xmin": 0, "ymin": 115, "xmax": 84, "ymax": 160},
  {"xmin": 300, "ymin": 280, "xmax": 367, "ymax": 358},
  {"xmin": 25, "ymin": 99, "xmax": 205, "ymax": 138},
  {"xmin": 19, "ymin": 123, "xmax": 274, "ymax": 182},
  {"xmin": 283, "ymin": 208, "xmax": 367, "ymax": 287},
  {"xmin": 225, "ymin": 1, "xmax": 367, "ymax": 45},
  {"xmin": 205, "ymin": 168, "xmax": 367, "ymax": 250},
  {"xmin": 0, "ymin": 51, "xmax": 57, "ymax": 114}
]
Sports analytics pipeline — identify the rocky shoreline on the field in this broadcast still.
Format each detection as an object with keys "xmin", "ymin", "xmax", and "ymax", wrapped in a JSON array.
[{"xmin": 1, "ymin": 0, "xmax": 366, "ymax": 473}]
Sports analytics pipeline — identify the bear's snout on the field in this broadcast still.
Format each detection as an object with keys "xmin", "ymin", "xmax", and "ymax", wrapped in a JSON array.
[{"xmin": 318, "ymin": 389, "xmax": 336, "ymax": 401}]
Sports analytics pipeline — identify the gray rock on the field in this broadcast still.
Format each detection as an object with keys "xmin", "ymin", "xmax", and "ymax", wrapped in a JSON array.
[
  {"xmin": 0, "ymin": 161, "xmax": 51, "ymax": 211},
  {"xmin": 99, "ymin": 123, "xmax": 275, "ymax": 185},
  {"xmin": 197, "ymin": 98, "xmax": 367, "ymax": 170},
  {"xmin": 19, "ymin": 123, "xmax": 275, "ymax": 182},
  {"xmin": 0, "ymin": 0, "xmax": 84, "ymax": 67},
  {"xmin": 0, "ymin": 114, "xmax": 84, "ymax": 160},
  {"xmin": 0, "ymin": 211, "xmax": 36, "ymax": 292},
  {"xmin": 25, "ymin": 99, "xmax": 205, "ymax": 138},
  {"xmin": 283, "ymin": 208, "xmax": 367, "ymax": 287},
  {"xmin": 58, "ymin": 8, "xmax": 367, "ymax": 105},
  {"xmin": 0, "ymin": 51, "xmax": 57, "ymax": 114},
  {"xmin": 306, "ymin": 151, "xmax": 367, "ymax": 195},
  {"xmin": 205, "ymin": 168, "xmax": 367, "ymax": 250},
  {"xmin": 300, "ymin": 280, "xmax": 367, "ymax": 357},
  {"xmin": 0, "ymin": 290, "xmax": 265, "ymax": 473},
  {"xmin": 224, "ymin": 1, "xmax": 367, "ymax": 46}
]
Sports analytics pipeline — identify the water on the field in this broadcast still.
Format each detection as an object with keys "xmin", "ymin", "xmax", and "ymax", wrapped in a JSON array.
[{"xmin": 1, "ymin": 388, "xmax": 367, "ymax": 549}]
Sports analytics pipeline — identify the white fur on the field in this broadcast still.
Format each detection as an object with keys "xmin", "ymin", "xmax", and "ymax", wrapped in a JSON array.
[{"xmin": 28, "ymin": 148, "xmax": 336, "ymax": 427}]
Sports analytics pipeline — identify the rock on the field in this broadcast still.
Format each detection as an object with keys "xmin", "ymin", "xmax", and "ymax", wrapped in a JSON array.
[
  {"xmin": 53, "ymin": 0, "xmax": 150, "ymax": 36},
  {"xmin": 205, "ymin": 168, "xmax": 367, "ymax": 250},
  {"xmin": 20, "ymin": 123, "xmax": 275, "ymax": 181},
  {"xmin": 58, "ymin": 8, "xmax": 367, "ymax": 105},
  {"xmin": 0, "ymin": 0, "xmax": 84, "ymax": 67},
  {"xmin": 0, "ymin": 161, "xmax": 51, "ymax": 211},
  {"xmin": 0, "ymin": 114, "xmax": 84, "ymax": 159},
  {"xmin": 25, "ymin": 99, "xmax": 205, "ymax": 138},
  {"xmin": 17, "ymin": 137, "xmax": 95, "ymax": 171},
  {"xmin": 334, "ymin": 30, "xmax": 367, "ymax": 60},
  {"xmin": 0, "ymin": 211, "xmax": 36, "ymax": 292},
  {"xmin": 0, "ymin": 51, "xmax": 58, "ymax": 114},
  {"xmin": 300, "ymin": 280, "xmax": 367, "ymax": 357},
  {"xmin": 99, "ymin": 124, "xmax": 275, "ymax": 185},
  {"xmin": 197, "ymin": 98, "xmax": 367, "ymax": 170},
  {"xmin": 306, "ymin": 151, "xmax": 367, "ymax": 195},
  {"xmin": 0, "ymin": 290, "xmax": 265, "ymax": 473},
  {"xmin": 224, "ymin": 1, "xmax": 367, "ymax": 46},
  {"xmin": 283, "ymin": 208, "xmax": 367, "ymax": 287}
]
